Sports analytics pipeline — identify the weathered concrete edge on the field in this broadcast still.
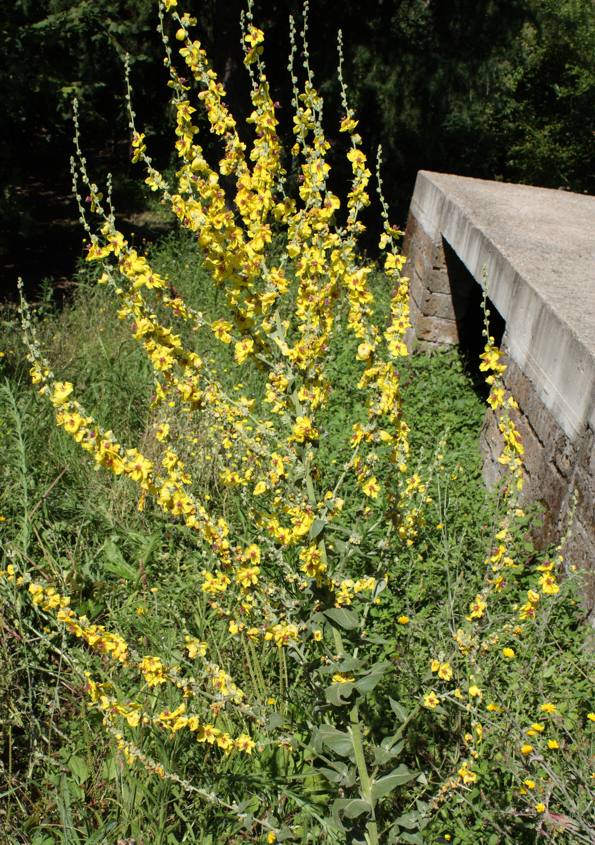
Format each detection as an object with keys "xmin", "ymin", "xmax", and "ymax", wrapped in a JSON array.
[{"xmin": 409, "ymin": 171, "xmax": 595, "ymax": 442}]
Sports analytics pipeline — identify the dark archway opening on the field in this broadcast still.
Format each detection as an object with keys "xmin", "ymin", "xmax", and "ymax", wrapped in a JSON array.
[{"xmin": 442, "ymin": 238, "xmax": 506, "ymax": 398}]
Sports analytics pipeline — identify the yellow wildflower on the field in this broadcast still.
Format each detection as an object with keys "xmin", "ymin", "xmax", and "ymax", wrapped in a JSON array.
[
  {"xmin": 423, "ymin": 691, "xmax": 440, "ymax": 709},
  {"xmin": 362, "ymin": 476, "xmax": 381, "ymax": 499},
  {"xmin": 332, "ymin": 673, "xmax": 354, "ymax": 684},
  {"xmin": 520, "ymin": 743, "xmax": 534, "ymax": 756}
]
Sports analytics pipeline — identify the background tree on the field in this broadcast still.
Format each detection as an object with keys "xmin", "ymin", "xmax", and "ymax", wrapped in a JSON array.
[{"xmin": 1, "ymin": 0, "xmax": 593, "ymax": 297}]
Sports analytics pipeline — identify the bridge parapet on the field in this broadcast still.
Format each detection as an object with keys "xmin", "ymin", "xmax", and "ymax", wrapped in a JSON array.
[{"xmin": 403, "ymin": 171, "xmax": 595, "ymax": 607}]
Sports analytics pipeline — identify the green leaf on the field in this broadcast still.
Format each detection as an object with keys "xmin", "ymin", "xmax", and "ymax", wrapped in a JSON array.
[
  {"xmin": 401, "ymin": 833, "xmax": 424, "ymax": 844},
  {"xmin": 308, "ymin": 518, "xmax": 326, "ymax": 540},
  {"xmin": 394, "ymin": 811, "xmax": 420, "ymax": 830},
  {"xmin": 68, "ymin": 755, "xmax": 89, "ymax": 784},
  {"xmin": 319, "ymin": 656, "xmax": 363, "ymax": 674},
  {"xmin": 371, "ymin": 764, "xmax": 416, "ymax": 800},
  {"xmin": 373, "ymin": 737, "xmax": 404, "ymax": 765},
  {"xmin": 318, "ymin": 766, "xmax": 344, "ymax": 784},
  {"xmin": 325, "ymin": 681, "xmax": 355, "ymax": 706},
  {"xmin": 344, "ymin": 798, "xmax": 372, "ymax": 819},
  {"xmin": 389, "ymin": 697, "xmax": 408, "ymax": 722},
  {"xmin": 102, "ymin": 539, "xmax": 137, "ymax": 581},
  {"xmin": 100, "ymin": 756, "xmax": 117, "ymax": 781},
  {"xmin": 353, "ymin": 661, "xmax": 391, "ymax": 693},
  {"xmin": 323, "ymin": 607, "xmax": 359, "ymax": 630},
  {"xmin": 312, "ymin": 725, "xmax": 353, "ymax": 757},
  {"xmin": 332, "ymin": 798, "xmax": 371, "ymax": 819},
  {"xmin": 267, "ymin": 711, "xmax": 285, "ymax": 730}
]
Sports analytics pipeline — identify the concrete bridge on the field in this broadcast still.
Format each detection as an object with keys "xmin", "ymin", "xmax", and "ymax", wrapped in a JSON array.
[{"xmin": 403, "ymin": 171, "xmax": 595, "ymax": 608}]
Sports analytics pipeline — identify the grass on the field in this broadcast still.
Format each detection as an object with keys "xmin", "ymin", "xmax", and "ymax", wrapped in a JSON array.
[{"xmin": 0, "ymin": 228, "xmax": 592, "ymax": 845}]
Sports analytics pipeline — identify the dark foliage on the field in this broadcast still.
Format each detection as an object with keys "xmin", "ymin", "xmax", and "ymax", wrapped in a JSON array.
[{"xmin": 1, "ymin": 0, "xmax": 593, "ymax": 296}]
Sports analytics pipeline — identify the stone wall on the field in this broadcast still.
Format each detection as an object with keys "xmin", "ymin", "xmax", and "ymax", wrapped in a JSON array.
[{"xmin": 403, "ymin": 171, "xmax": 595, "ymax": 611}]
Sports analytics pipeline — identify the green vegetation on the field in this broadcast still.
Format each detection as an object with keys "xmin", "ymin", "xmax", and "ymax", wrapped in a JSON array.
[{"xmin": 0, "ymin": 232, "xmax": 592, "ymax": 843}]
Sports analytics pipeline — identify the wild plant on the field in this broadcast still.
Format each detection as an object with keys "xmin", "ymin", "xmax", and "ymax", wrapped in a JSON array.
[{"xmin": 6, "ymin": 2, "xmax": 592, "ymax": 843}]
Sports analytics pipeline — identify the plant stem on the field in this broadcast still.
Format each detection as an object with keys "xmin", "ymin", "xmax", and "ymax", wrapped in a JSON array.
[
  {"xmin": 349, "ymin": 702, "xmax": 379, "ymax": 845},
  {"xmin": 331, "ymin": 627, "xmax": 379, "ymax": 845}
]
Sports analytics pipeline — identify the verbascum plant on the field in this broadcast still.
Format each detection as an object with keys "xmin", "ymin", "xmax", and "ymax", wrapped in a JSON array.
[
  {"xmin": 12, "ymin": 1, "xmax": 591, "ymax": 843},
  {"xmin": 16, "ymin": 2, "xmax": 422, "ymax": 841}
]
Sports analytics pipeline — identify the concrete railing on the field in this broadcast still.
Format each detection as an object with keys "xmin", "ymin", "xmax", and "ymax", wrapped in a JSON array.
[{"xmin": 403, "ymin": 171, "xmax": 595, "ymax": 608}]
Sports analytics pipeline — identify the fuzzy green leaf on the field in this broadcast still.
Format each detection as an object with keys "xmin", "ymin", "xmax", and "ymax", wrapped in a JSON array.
[{"xmin": 371, "ymin": 764, "xmax": 416, "ymax": 800}]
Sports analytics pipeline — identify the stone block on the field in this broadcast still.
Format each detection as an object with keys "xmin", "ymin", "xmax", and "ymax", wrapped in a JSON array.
[
  {"xmin": 480, "ymin": 409, "xmax": 505, "ymax": 488},
  {"xmin": 529, "ymin": 462, "xmax": 568, "ymax": 543},
  {"xmin": 504, "ymin": 361, "xmax": 566, "ymax": 456},
  {"xmin": 427, "ymin": 267, "xmax": 452, "ymax": 294},
  {"xmin": 569, "ymin": 467, "xmax": 594, "ymax": 527},
  {"xmin": 415, "ymin": 314, "xmax": 459, "ymax": 345},
  {"xmin": 409, "ymin": 271, "xmax": 425, "ymax": 312},
  {"xmin": 432, "ymin": 240, "xmax": 447, "ymax": 271},
  {"xmin": 560, "ymin": 519, "xmax": 595, "ymax": 613},
  {"xmin": 553, "ymin": 437, "xmax": 578, "ymax": 479},
  {"xmin": 420, "ymin": 290, "xmax": 457, "ymax": 321}
]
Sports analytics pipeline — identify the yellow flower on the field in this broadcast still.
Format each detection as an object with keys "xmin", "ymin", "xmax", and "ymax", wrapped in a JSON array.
[
  {"xmin": 138, "ymin": 656, "xmax": 167, "ymax": 687},
  {"xmin": 397, "ymin": 615, "xmax": 410, "ymax": 625},
  {"xmin": 539, "ymin": 572, "xmax": 559, "ymax": 595},
  {"xmin": 468, "ymin": 685, "xmax": 482, "ymax": 699},
  {"xmin": 339, "ymin": 115, "xmax": 359, "ymax": 133},
  {"xmin": 357, "ymin": 342, "xmax": 373, "ymax": 361},
  {"xmin": 535, "ymin": 803, "xmax": 546, "ymax": 814},
  {"xmin": 235, "ymin": 733, "xmax": 256, "ymax": 754},
  {"xmin": 211, "ymin": 319, "xmax": 233, "ymax": 344},
  {"xmin": 362, "ymin": 476, "xmax": 380, "ymax": 499},
  {"xmin": 185, "ymin": 636, "xmax": 207, "ymax": 659},
  {"xmin": 520, "ymin": 744, "xmax": 533, "ymax": 756},
  {"xmin": 267, "ymin": 833, "xmax": 277, "ymax": 844},
  {"xmin": 50, "ymin": 381, "xmax": 74, "ymax": 406},
  {"xmin": 540, "ymin": 702, "xmax": 557, "ymax": 714},
  {"xmin": 423, "ymin": 691, "xmax": 440, "ymax": 709},
  {"xmin": 244, "ymin": 25, "xmax": 264, "ymax": 47},
  {"xmin": 438, "ymin": 662, "xmax": 453, "ymax": 681},
  {"xmin": 234, "ymin": 337, "xmax": 254, "ymax": 364},
  {"xmin": 547, "ymin": 739, "xmax": 559, "ymax": 750},
  {"xmin": 466, "ymin": 594, "xmax": 487, "ymax": 621},
  {"xmin": 502, "ymin": 647, "xmax": 515, "ymax": 659},
  {"xmin": 524, "ymin": 779, "xmax": 536, "ymax": 789},
  {"xmin": 312, "ymin": 630, "xmax": 323, "ymax": 641},
  {"xmin": 458, "ymin": 762, "xmax": 477, "ymax": 784},
  {"xmin": 290, "ymin": 416, "xmax": 318, "ymax": 444},
  {"xmin": 587, "ymin": 713, "xmax": 595, "ymax": 722},
  {"xmin": 332, "ymin": 673, "xmax": 354, "ymax": 684},
  {"xmin": 155, "ymin": 422, "xmax": 170, "ymax": 442}
]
